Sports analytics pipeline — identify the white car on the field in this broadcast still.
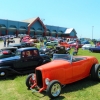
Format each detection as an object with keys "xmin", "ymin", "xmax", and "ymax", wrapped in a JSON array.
[{"xmin": 82, "ymin": 44, "xmax": 95, "ymax": 50}]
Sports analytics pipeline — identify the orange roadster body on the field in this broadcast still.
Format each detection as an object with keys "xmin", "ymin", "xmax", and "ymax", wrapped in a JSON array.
[{"xmin": 26, "ymin": 54, "xmax": 100, "ymax": 98}]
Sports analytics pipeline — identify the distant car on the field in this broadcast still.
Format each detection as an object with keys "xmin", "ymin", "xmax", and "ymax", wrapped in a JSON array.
[
  {"xmin": 25, "ymin": 54, "xmax": 100, "ymax": 98},
  {"xmin": 46, "ymin": 41, "xmax": 58, "ymax": 46},
  {"xmin": 68, "ymin": 41, "xmax": 83, "ymax": 48},
  {"xmin": 39, "ymin": 46, "xmax": 70, "ymax": 58},
  {"xmin": 0, "ymin": 47, "xmax": 51, "ymax": 79},
  {"xmin": 1, "ymin": 47, "xmax": 17, "ymax": 53},
  {"xmin": 82, "ymin": 44, "xmax": 95, "ymax": 50},
  {"xmin": 89, "ymin": 46, "xmax": 100, "ymax": 53},
  {"xmin": 54, "ymin": 46, "xmax": 70, "ymax": 54},
  {"xmin": 59, "ymin": 42, "xmax": 70, "ymax": 48},
  {"xmin": 81, "ymin": 40, "xmax": 90, "ymax": 45},
  {"xmin": 39, "ymin": 46, "xmax": 55, "ymax": 58},
  {"xmin": 0, "ymin": 50, "xmax": 15, "ymax": 59},
  {"xmin": 9, "ymin": 43, "xmax": 32, "ymax": 48}
]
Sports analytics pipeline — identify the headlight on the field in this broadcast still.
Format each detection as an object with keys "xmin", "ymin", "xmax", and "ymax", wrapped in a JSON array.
[
  {"xmin": 32, "ymin": 74, "xmax": 36, "ymax": 80},
  {"xmin": 45, "ymin": 78, "xmax": 50, "ymax": 85}
]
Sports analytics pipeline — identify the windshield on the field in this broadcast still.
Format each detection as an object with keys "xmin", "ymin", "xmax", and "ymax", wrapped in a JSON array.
[
  {"xmin": 15, "ymin": 50, "xmax": 21, "ymax": 56},
  {"xmin": 53, "ymin": 54, "xmax": 71, "ymax": 62}
]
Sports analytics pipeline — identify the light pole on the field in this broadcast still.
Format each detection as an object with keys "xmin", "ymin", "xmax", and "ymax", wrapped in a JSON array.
[{"xmin": 92, "ymin": 26, "xmax": 94, "ymax": 40}]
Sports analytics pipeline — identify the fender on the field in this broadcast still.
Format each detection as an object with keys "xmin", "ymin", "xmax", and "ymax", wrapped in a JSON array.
[{"xmin": 0, "ymin": 66, "xmax": 21, "ymax": 74}]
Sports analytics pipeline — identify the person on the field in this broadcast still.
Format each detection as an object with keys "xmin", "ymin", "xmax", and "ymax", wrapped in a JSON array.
[
  {"xmin": 3, "ymin": 36, "xmax": 6, "ymax": 47},
  {"xmin": 20, "ymin": 37, "xmax": 23, "ymax": 43},
  {"xmin": 22, "ymin": 51, "xmax": 26, "ymax": 57},
  {"xmin": 7, "ymin": 38, "xmax": 10, "ymax": 47},
  {"xmin": 73, "ymin": 46, "xmax": 78, "ymax": 55},
  {"xmin": 33, "ymin": 50, "xmax": 38, "ymax": 56},
  {"xmin": 26, "ymin": 51, "xmax": 31, "ymax": 57}
]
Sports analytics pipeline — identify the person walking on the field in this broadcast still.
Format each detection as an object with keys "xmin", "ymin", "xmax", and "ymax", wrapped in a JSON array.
[
  {"xmin": 3, "ymin": 36, "xmax": 6, "ymax": 47},
  {"xmin": 7, "ymin": 38, "xmax": 10, "ymax": 47}
]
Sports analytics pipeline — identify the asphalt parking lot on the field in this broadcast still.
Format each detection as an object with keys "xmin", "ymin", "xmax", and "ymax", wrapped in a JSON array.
[{"xmin": 0, "ymin": 38, "xmax": 20, "ymax": 49}]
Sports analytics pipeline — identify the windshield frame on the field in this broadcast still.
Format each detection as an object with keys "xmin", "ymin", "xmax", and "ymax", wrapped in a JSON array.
[
  {"xmin": 53, "ymin": 54, "xmax": 72, "ymax": 62},
  {"xmin": 15, "ymin": 50, "xmax": 21, "ymax": 56}
]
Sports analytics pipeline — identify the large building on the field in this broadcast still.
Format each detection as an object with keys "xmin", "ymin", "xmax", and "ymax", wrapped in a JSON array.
[{"xmin": 0, "ymin": 17, "xmax": 77, "ymax": 39}]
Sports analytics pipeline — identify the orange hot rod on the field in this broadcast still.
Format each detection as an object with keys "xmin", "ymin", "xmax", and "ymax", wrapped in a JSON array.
[{"xmin": 25, "ymin": 54, "xmax": 100, "ymax": 99}]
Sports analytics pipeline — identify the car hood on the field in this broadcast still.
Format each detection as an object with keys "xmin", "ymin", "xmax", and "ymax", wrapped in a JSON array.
[
  {"xmin": 36, "ymin": 59, "xmax": 70, "ymax": 71},
  {"xmin": 0, "ymin": 56, "xmax": 20, "ymax": 63}
]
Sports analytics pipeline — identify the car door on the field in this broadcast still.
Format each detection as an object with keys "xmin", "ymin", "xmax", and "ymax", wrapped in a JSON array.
[
  {"xmin": 22, "ymin": 50, "xmax": 40, "ymax": 69},
  {"xmin": 72, "ymin": 58, "xmax": 88, "ymax": 81}
]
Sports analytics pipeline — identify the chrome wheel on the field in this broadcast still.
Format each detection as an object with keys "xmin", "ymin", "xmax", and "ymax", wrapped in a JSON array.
[
  {"xmin": 0, "ymin": 70, "xmax": 8, "ymax": 79},
  {"xmin": 98, "ymin": 68, "xmax": 100, "ymax": 78},
  {"xmin": 51, "ymin": 83, "xmax": 61, "ymax": 97},
  {"xmin": 0, "ymin": 72, "xmax": 5, "ymax": 76},
  {"xmin": 47, "ymin": 80, "xmax": 61, "ymax": 98}
]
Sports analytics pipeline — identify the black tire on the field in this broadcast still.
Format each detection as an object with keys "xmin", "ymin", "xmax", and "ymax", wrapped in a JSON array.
[
  {"xmin": 47, "ymin": 80, "xmax": 61, "ymax": 99},
  {"xmin": 0, "ymin": 70, "xmax": 8, "ymax": 79},
  {"xmin": 90, "ymin": 64, "xmax": 100, "ymax": 81},
  {"xmin": 25, "ymin": 73, "xmax": 34, "ymax": 89}
]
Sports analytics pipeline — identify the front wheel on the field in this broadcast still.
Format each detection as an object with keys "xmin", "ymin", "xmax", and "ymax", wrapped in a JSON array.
[
  {"xmin": 0, "ymin": 70, "xmax": 8, "ymax": 79},
  {"xmin": 25, "ymin": 73, "xmax": 34, "ymax": 89},
  {"xmin": 46, "ymin": 80, "xmax": 61, "ymax": 99},
  {"xmin": 90, "ymin": 64, "xmax": 100, "ymax": 81}
]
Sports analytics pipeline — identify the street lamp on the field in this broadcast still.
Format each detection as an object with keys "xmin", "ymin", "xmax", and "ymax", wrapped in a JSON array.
[{"xmin": 92, "ymin": 26, "xmax": 94, "ymax": 40}]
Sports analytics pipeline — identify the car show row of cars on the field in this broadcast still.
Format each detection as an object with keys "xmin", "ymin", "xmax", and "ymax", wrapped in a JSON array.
[{"xmin": 0, "ymin": 35, "xmax": 100, "ymax": 99}]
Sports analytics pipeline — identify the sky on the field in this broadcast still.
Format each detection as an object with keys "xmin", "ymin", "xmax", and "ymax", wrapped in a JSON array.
[{"xmin": 0, "ymin": 0, "xmax": 100, "ymax": 39}]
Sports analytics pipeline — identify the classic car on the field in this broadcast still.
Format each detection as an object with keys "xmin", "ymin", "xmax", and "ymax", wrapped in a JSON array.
[
  {"xmin": 82, "ymin": 44, "xmax": 95, "ymax": 50},
  {"xmin": 89, "ymin": 46, "xmax": 100, "ymax": 53},
  {"xmin": 0, "ymin": 47, "xmax": 51, "ymax": 79},
  {"xmin": 0, "ymin": 47, "xmax": 17, "ymax": 59},
  {"xmin": 59, "ymin": 42, "xmax": 70, "ymax": 48},
  {"xmin": 39, "ymin": 46, "xmax": 55, "ymax": 58},
  {"xmin": 0, "ymin": 50, "xmax": 15, "ymax": 59},
  {"xmin": 54, "ymin": 46, "xmax": 70, "ymax": 54},
  {"xmin": 39, "ymin": 46, "xmax": 70, "ymax": 58},
  {"xmin": 9, "ymin": 43, "xmax": 32, "ymax": 48},
  {"xmin": 68, "ymin": 41, "xmax": 83, "ymax": 48},
  {"xmin": 20, "ymin": 35, "xmax": 39, "ymax": 44},
  {"xmin": 46, "ymin": 41, "xmax": 58, "ymax": 46},
  {"xmin": 1, "ymin": 47, "xmax": 17, "ymax": 54},
  {"xmin": 26, "ymin": 54, "xmax": 100, "ymax": 98}
]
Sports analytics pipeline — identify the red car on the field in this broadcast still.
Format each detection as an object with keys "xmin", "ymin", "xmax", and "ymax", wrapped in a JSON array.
[
  {"xmin": 26, "ymin": 54, "xmax": 100, "ymax": 98},
  {"xmin": 59, "ymin": 42, "xmax": 70, "ymax": 48}
]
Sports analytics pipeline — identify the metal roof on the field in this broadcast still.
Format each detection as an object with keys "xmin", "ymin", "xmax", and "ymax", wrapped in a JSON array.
[
  {"xmin": 64, "ymin": 28, "xmax": 77, "ymax": 35},
  {"xmin": 22, "ymin": 17, "xmax": 38, "ymax": 26},
  {"xmin": 65, "ymin": 28, "xmax": 73, "ymax": 34}
]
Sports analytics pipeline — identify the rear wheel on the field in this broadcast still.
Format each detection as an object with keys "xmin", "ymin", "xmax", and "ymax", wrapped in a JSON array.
[
  {"xmin": 26, "ymin": 73, "xmax": 34, "ymax": 89},
  {"xmin": 47, "ymin": 80, "xmax": 61, "ymax": 99},
  {"xmin": 90, "ymin": 64, "xmax": 100, "ymax": 81}
]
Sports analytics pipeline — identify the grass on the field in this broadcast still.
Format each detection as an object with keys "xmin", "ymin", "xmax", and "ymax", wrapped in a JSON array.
[{"xmin": 0, "ymin": 48, "xmax": 100, "ymax": 100}]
